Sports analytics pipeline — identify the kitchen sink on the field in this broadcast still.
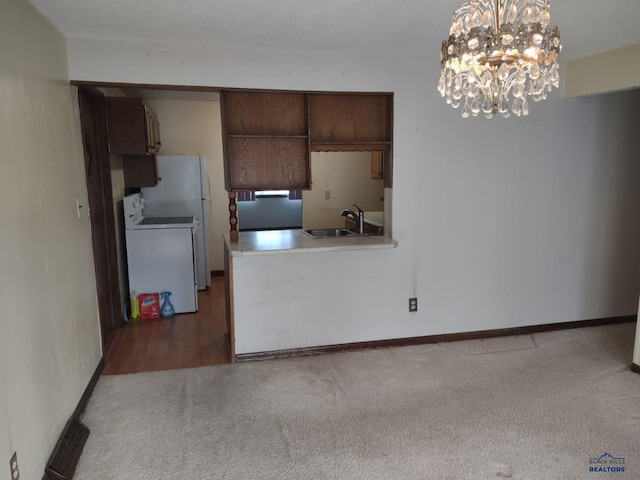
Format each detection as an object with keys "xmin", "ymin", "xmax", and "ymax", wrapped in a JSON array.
[
  {"xmin": 301, "ymin": 226, "xmax": 382, "ymax": 239},
  {"xmin": 302, "ymin": 228, "xmax": 352, "ymax": 239}
]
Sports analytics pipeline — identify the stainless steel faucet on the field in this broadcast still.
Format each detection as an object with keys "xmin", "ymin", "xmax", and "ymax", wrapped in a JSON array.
[{"xmin": 340, "ymin": 204, "xmax": 365, "ymax": 234}]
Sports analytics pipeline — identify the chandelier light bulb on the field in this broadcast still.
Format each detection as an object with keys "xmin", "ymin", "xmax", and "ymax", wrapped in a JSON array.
[{"xmin": 438, "ymin": 0, "xmax": 562, "ymax": 119}]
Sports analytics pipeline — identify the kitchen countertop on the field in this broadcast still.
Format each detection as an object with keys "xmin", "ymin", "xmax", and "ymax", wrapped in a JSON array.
[{"xmin": 224, "ymin": 229, "xmax": 398, "ymax": 256}]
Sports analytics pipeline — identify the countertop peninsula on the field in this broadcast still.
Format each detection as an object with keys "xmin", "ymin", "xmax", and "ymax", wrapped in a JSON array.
[{"xmin": 223, "ymin": 229, "xmax": 398, "ymax": 257}]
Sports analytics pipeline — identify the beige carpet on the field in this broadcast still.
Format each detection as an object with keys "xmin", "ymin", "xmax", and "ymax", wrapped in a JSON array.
[{"xmin": 75, "ymin": 323, "xmax": 640, "ymax": 480}]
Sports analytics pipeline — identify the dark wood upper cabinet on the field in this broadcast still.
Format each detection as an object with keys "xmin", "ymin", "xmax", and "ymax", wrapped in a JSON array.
[
  {"xmin": 105, "ymin": 97, "xmax": 161, "ymax": 155},
  {"xmin": 226, "ymin": 137, "xmax": 309, "ymax": 190},
  {"xmin": 222, "ymin": 91, "xmax": 310, "ymax": 191},
  {"xmin": 221, "ymin": 90, "xmax": 393, "ymax": 192},
  {"xmin": 122, "ymin": 154, "xmax": 158, "ymax": 188},
  {"xmin": 223, "ymin": 92, "xmax": 308, "ymax": 136},
  {"xmin": 307, "ymin": 93, "xmax": 393, "ymax": 189},
  {"xmin": 105, "ymin": 97, "xmax": 161, "ymax": 187},
  {"xmin": 371, "ymin": 151, "xmax": 384, "ymax": 179},
  {"xmin": 308, "ymin": 93, "xmax": 392, "ymax": 151}
]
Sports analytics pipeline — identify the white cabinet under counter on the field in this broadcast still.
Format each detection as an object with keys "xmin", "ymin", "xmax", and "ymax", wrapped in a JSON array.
[{"xmin": 223, "ymin": 229, "xmax": 398, "ymax": 360}]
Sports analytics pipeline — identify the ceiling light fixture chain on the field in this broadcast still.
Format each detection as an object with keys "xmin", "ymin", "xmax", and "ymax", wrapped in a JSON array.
[{"xmin": 438, "ymin": 0, "xmax": 562, "ymax": 119}]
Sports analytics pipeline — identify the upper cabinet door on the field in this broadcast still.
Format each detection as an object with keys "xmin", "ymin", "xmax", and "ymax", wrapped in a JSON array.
[
  {"xmin": 223, "ymin": 92, "xmax": 308, "ymax": 136},
  {"xmin": 105, "ymin": 97, "xmax": 161, "ymax": 155},
  {"xmin": 221, "ymin": 91, "xmax": 310, "ymax": 191},
  {"xmin": 308, "ymin": 93, "xmax": 393, "ymax": 151}
]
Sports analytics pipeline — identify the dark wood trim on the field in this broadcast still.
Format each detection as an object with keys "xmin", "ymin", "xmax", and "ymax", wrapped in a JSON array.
[
  {"xmin": 384, "ymin": 92, "xmax": 394, "ymax": 189},
  {"xmin": 224, "ymin": 245, "xmax": 236, "ymax": 363},
  {"xmin": 70, "ymin": 80, "xmax": 394, "ymax": 97},
  {"xmin": 78, "ymin": 87, "xmax": 123, "ymax": 352},
  {"xmin": 228, "ymin": 191, "xmax": 238, "ymax": 242},
  {"xmin": 229, "ymin": 134, "xmax": 309, "ymax": 139},
  {"xmin": 310, "ymin": 142, "xmax": 392, "ymax": 152},
  {"xmin": 76, "ymin": 85, "xmax": 109, "ymax": 98},
  {"xmin": 70, "ymin": 80, "xmax": 223, "ymax": 93},
  {"xmin": 72, "ymin": 358, "xmax": 105, "ymax": 420},
  {"xmin": 632, "ymin": 363, "xmax": 640, "ymax": 375},
  {"xmin": 220, "ymin": 87, "xmax": 393, "ymax": 96},
  {"xmin": 236, "ymin": 315, "xmax": 636, "ymax": 362},
  {"xmin": 211, "ymin": 270, "xmax": 225, "ymax": 278}
]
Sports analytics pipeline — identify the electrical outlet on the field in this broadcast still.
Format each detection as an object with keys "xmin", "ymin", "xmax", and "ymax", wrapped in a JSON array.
[
  {"xmin": 409, "ymin": 297, "xmax": 418, "ymax": 312},
  {"xmin": 10, "ymin": 452, "xmax": 19, "ymax": 480}
]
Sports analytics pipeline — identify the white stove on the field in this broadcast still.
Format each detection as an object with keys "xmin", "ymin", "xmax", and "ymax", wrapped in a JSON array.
[
  {"xmin": 123, "ymin": 193, "xmax": 198, "ymax": 314},
  {"xmin": 123, "ymin": 193, "xmax": 196, "ymax": 230}
]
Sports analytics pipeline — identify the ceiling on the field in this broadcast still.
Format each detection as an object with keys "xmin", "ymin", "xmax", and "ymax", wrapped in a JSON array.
[{"xmin": 28, "ymin": 0, "xmax": 640, "ymax": 61}]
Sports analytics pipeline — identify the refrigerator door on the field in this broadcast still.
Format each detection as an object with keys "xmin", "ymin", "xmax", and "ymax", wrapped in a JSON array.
[
  {"xmin": 141, "ymin": 155, "xmax": 211, "ymax": 290},
  {"xmin": 200, "ymin": 157, "xmax": 212, "ymax": 288}
]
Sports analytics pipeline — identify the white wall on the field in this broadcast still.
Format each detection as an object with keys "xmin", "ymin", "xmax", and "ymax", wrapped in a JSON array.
[
  {"xmin": 143, "ymin": 97, "xmax": 226, "ymax": 272},
  {"xmin": 566, "ymin": 43, "xmax": 640, "ymax": 97},
  {"xmin": 66, "ymin": 39, "xmax": 640, "ymax": 346},
  {"xmin": 0, "ymin": 2, "xmax": 102, "ymax": 478},
  {"xmin": 304, "ymin": 152, "xmax": 384, "ymax": 229}
]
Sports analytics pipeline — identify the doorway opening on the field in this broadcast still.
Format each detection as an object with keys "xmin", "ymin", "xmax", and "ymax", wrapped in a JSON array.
[{"xmin": 76, "ymin": 85, "xmax": 231, "ymax": 373}]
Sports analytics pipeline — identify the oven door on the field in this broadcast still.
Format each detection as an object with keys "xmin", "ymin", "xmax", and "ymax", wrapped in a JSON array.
[{"xmin": 125, "ymin": 227, "xmax": 197, "ymax": 313}]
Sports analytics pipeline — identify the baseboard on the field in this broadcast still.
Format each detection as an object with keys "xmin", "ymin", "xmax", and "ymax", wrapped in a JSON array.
[
  {"xmin": 632, "ymin": 363, "xmax": 640, "ymax": 375},
  {"xmin": 42, "ymin": 358, "xmax": 104, "ymax": 480},
  {"xmin": 72, "ymin": 358, "xmax": 104, "ymax": 420},
  {"xmin": 211, "ymin": 270, "xmax": 224, "ymax": 278},
  {"xmin": 236, "ymin": 315, "xmax": 635, "ymax": 362}
]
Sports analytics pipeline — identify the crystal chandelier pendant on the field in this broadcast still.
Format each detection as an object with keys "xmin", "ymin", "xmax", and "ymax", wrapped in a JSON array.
[{"xmin": 438, "ymin": 0, "xmax": 562, "ymax": 119}]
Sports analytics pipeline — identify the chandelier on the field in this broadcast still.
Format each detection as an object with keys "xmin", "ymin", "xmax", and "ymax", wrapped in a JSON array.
[{"xmin": 438, "ymin": 0, "xmax": 562, "ymax": 118}]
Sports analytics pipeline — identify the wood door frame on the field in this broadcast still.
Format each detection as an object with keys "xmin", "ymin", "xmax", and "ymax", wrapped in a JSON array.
[{"xmin": 77, "ymin": 86, "xmax": 123, "ymax": 353}]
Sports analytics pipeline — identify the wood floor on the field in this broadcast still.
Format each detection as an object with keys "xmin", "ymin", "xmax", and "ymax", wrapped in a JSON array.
[{"xmin": 103, "ymin": 276, "xmax": 230, "ymax": 375}]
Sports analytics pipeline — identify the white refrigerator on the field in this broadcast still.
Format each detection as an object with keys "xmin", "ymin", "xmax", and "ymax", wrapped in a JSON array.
[{"xmin": 141, "ymin": 155, "xmax": 211, "ymax": 290}]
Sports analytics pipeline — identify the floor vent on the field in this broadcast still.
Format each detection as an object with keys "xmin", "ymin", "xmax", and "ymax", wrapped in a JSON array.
[{"xmin": 45, "ymin": 418, "xmax": 90, "ymax": 480}]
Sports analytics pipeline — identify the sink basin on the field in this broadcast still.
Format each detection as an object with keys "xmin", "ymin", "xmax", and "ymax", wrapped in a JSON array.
[
  {"xmin": 301, "ymin": 226, "xmax": 382, "ymax": 239},
  {"xmin": 302, "ymin": 228, "xmax": 353, "ymax": 239}
]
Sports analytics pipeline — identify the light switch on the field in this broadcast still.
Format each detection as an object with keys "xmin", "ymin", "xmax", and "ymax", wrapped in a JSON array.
[{"xmin": 325, "ymin": 190, "xmax": 331, "ymax": 200}]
